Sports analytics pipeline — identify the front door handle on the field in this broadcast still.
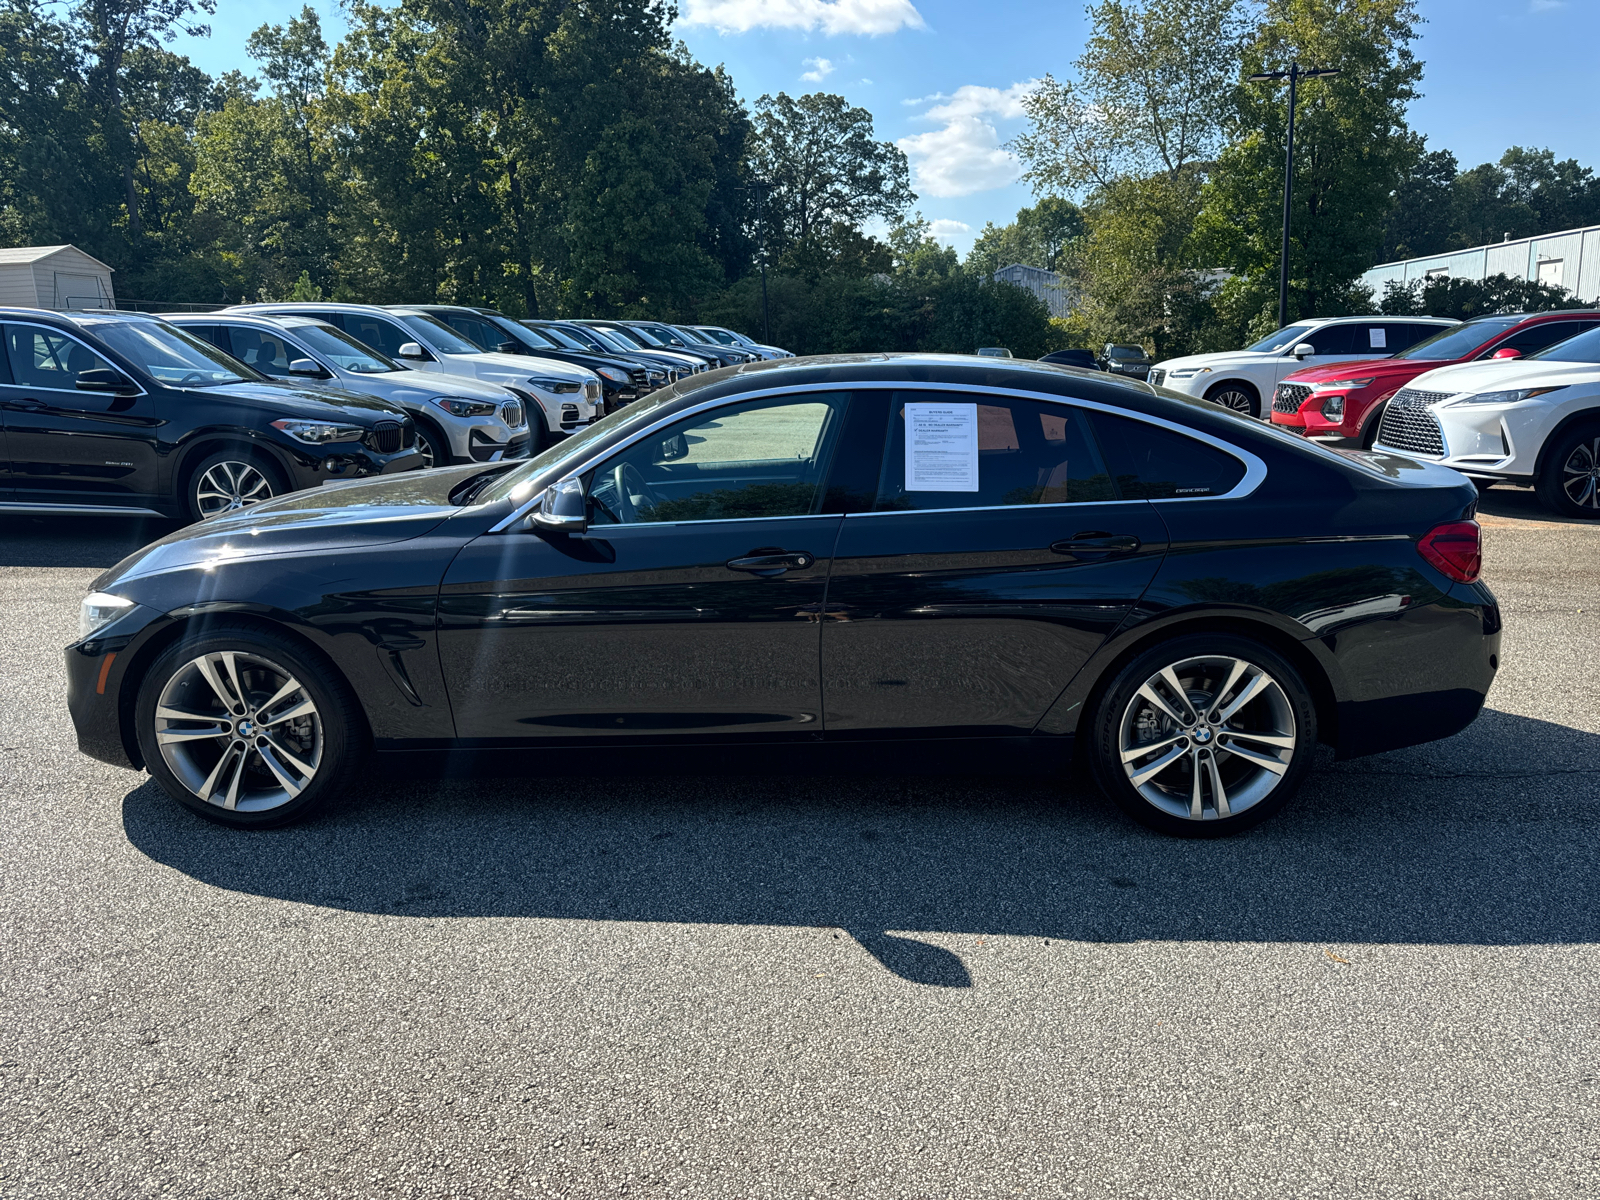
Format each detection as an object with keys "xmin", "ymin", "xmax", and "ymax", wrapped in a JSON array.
[
  {"xmin": 726, "ymin": 550, "xmax": 815, "ymax": 577},
  {"xmin": 1051, "ymin": 532, "xmax": 1142, "ymax": 557},
  {"xmin": 1, "ymin": 397, "xmax": 47, "ymax": 412}
]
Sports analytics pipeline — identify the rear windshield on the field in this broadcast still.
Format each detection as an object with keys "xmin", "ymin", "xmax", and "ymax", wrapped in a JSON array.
[{"xmin": 1394, "ymin": 316, "xmax": 1521, "ymax": 361}]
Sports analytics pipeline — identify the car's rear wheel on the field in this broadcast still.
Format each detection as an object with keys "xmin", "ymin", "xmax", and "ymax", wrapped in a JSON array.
[
  {"xmin": 186, "ymin": 449, "xmax": 285, "ymax": 522},
  {"xmin": 1088, "ymin": 634, "xmax": 1318, "ymax": 837},
  {"xmin": 1536, "ymin": 423, "xmax": 1600, "ymax": 517},
  {"xmin": 134, "ymin": 623, "xmax": 365, "ymax": 828},
  {"xmin": 1205, "ymin": 381, "xmax": 1260, "ymax": 418}
]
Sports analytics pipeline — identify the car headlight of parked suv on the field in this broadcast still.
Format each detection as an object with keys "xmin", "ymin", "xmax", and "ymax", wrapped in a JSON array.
[
  {"xmin": 432, "ymin": 397, "xmax": 500, "ymax": 417},
  {"xmin": 270, "ymin": 419, "xmax": 367, "ymax": 444},
  {"xmin": 528, "ymin": 376, "xmax": 581, "ymax": 395},
  {"xmin": 79, "ymin": 591, "xmax": 134, "ymax": 641},
  {"xmin": 1168, "ymin": 366, "xmax": 1211, "ymax": 379},
  {"xmin": 596, "ymin": 367, "xmax": 629, "ymax": 385},
  {"xmin": 1449, "ymin": 386, "xmax": 1567, "ymax": 406},
  {"xmin": 1310, "ymin": 378, "xmax": 1375, "ymax": 392}
]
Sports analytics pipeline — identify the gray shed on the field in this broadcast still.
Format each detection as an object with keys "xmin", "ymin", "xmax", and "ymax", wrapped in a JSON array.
[{"xmin": 0, "ymin": 244, "xmax": 117, "ymax": 311}]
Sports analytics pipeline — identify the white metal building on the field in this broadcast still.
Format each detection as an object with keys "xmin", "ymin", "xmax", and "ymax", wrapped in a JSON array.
[
  {"xmin": 993, "ymin": 263, "xmax": 1075, "ymax": 319},
  {"xmin": 0, "ymin": 245, "xmax": 117, "ymax": 310},
  {"xmin": 1361, "ymin": 224, "xmax": 1600, "ymax": 302}
]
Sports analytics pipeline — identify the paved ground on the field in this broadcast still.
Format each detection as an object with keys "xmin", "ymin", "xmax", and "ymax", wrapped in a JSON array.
[{"xmin": 2, "ymin": 486, "xmax": 1597, "ymax": 1199}]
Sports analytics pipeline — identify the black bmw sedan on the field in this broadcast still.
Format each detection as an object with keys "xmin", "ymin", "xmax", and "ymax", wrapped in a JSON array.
[
  {"xmin": 65, "ymin": 355, "xmax": 1499, "ymax": 835},
  {"xmin": 0, "ymin": 309, "xmax": 422, "ymax": 521}
]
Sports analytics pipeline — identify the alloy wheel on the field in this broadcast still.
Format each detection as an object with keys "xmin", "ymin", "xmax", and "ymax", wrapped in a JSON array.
[
  {"xmin": 153, "ymin": 650, "xmax": 322, "ymax": 812},
  {"xmin": 1560, "ymin": 436, "xmax": 1600, "ymax": 510},
  {"xmin": 1117, "ymin": 654, "xmax": 1296, "ymax": 822},
  {"xmin": 1209, "ymin": 388, "xmax": 1256, "ymax": 416},
  {"xmin": 194, "ymin": 460, "xmax": 274, "ymax": 517}
]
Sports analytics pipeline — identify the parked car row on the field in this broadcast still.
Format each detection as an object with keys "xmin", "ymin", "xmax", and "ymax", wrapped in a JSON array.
[{"xmin": 0, "ymin": 303, "xmax": 788, "ymax": 522}]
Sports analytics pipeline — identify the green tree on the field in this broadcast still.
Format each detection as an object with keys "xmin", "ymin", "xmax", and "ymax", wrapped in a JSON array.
[
  {"xmin": 1380, "ymin": 146, "xmax": 1457, "ymax": 261},
  {"xmin": 1196, "ymin": 0, "xmax": 1422, "ymax": 330},
  {"xmin": 749, "ymin": 91, "xmax": 914, "ymax": 272},
  {"xmin": 965, "ymin": 197, "xmax": 1084, "ymax": 277}
]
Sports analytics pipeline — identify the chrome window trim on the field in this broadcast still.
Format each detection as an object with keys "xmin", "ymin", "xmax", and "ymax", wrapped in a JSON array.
[
  {"xmin": 0, "ymin": 318, "xmax": 151, "ymax": 399},
  {"xmin": 490, "ymin": 379, "xmax": 1268, "ymax": 533}
]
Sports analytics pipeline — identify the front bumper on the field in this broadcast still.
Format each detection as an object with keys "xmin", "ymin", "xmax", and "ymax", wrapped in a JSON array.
[
  {"xmin": 1375, "ymin": 396, "xmax": 1554, "ymax": 480},
  {"xmin": 65, "ymin": 603, "xmax": 173, "ymax": 770}
]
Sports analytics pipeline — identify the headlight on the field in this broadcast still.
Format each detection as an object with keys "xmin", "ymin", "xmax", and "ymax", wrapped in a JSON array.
[
  {"xmin": 79, "ymin": 592, "xmax": 134, "ymax": 641},
  {"xmin": 527, "ymin": 376, "xmax": 581, "ymax": 394},
  {"xmin": 1450, "ymin": 385, "xmax": 1568, "ymax": 406},
  {"xmin": 1311, "ymin": 377, "xmax": 1375, "ymax": 391},
  {"xmin": 270, "ymin": 418, "xmax": 366, "ymax": 444},
  {"xmin": 1169, "ymin": 366, "xmax": 1212, "ymax": 379},
  {"xmin": 597, "ymin": 367, "xmax": 629, "ymax": 384},
  {"xmin": 433, "ymin": 396, "xmax": 499, "ymax": 417}
]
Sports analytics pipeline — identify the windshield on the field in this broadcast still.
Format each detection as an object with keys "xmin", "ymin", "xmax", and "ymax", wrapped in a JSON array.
[
  {"xmin": 531, "ymin": 323, "xmax": 588, "ymax": 350},
  {"xmin": 289, "ymin": 322, "xmax": 402, "ymax": 373},
  {"xmin": 498, "ymin": 318, "xmax": 559, "ymax": 349},
  {"xmin": 608, "ymin": 325, "xmax": 660, "ymax": 347},
  {"xmin": 700, "ymin": 328, "xmax": 738, "ymax": 345},
  {"xmin": 1528, "ymin": 324, "xmax": 1600, "ymax": 362},
  {"xmin": 476, "ymin": 388, "xmax": 680, "ymax": 505},
  {"xmin": 1107, "ymin": 345, "xmax": 1146, "ymax": 358},
  {"xmin": 1244, "ymin": 324, "xmax": 1317, "ymax": 354},
  {"xmin": 589, "ymin": 326, "xmax": 646, "ymax": 353},
  {"xmin": 1395, "ymin": 316, "xmax": 1521, "ymax": 361},
  {"xmin": 394, "ymin": 312, "xmax": 485, "ymax": 356},
  {"xmin": 77, "ymin": 317, "xmax": 259, "ymax": 385}
]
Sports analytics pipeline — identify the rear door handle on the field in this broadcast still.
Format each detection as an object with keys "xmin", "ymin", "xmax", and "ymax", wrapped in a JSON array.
[
  {"xmin": 1051, "ymin": 532, "xmax": 1142, "ymax": 557},
  {"xmin": 726, "ymin": 551, "xmax": 815, "ymax": 577}
]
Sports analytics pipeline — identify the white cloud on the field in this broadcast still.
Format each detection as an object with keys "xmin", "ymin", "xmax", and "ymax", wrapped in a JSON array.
[
  {"xmin": 801, "ymin": 57, "xmax": 836, "ymax": 83},
  {"xmin": 898, "ymin": 80, "xmax": 1039, "ymax": 198},
  {"xmin": 681, "ymin": 0, "xmax": 925, "ymax": 35},
  {"xmin": 1530, "ymin": 0, "xmax": 1564, "ymax": 11},
  {"xmin": 926, "ymin": 219, "xmax": 971, "ymax": 243}
]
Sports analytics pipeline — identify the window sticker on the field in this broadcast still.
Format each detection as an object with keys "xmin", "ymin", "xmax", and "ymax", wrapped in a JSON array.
[
  {"xmin": 1369, "ymin": 327, "xmax": 1386, "ymax": 349},
  {"xmin": 905, "ymin": 402, "xmax": 979, "ymax": 491}
]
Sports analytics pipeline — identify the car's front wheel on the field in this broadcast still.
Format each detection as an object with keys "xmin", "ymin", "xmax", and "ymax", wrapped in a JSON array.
[
  {"xmin": 414, "ymin": 420, "xmax": 450, "ymax": 469},
  {"xmin": 186, "ymin": 450, "xmax": 284, "ymax": 521},
  {"xmin": 1087, "ymin": 634, "xmax": 1318, "ymax": 837},
  {"xmin": 1205, "ymin": 381, "xmax": 1260, "ymax": 418},
  {"xmin": 135, "ymin": 623, "xmax": 365, "ymax": 828},
  {"xmin": 1536, "ymin": 422, "xmax": 1600, "ymax": 516}
]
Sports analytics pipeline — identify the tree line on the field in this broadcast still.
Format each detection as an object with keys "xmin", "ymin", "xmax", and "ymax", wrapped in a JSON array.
[{"xmin": 3, "ymin": 0, "xmax": 1595, "ymax": 359}]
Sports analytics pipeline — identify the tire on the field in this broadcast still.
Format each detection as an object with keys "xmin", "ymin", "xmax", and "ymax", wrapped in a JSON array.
[
  {"xmin": 186, "ymin": 449, "xmax": 286, "ymax": 522},
  {"xmin": 1086, "ymin": 633, "xmax": 1318, "ymax": 838},
  {"xmin": 134, "ymin": 622, "xmax": 366, "ymax": 828},
  {"xmin": 526, "ymin": 416, "xmax": 548, "ymax": 456},
  {"xmin": 414, "ymin": 420, "xmax": 451, "ymax": 469},
  {"xmin": 1360, "ymin": 403, "xmax": 1386, "ymax": 450},
  {"xmin": 1205, "ymin": 381, "xmax": 1260, "ymax": 418},
  {"xmin": 1535, "ymin": 422, "xmax": 1600, "ymax": 517}
]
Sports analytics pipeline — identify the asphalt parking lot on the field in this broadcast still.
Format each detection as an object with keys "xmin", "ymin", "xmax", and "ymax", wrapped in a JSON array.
[{"xmin": 2, "ymin": 486, "xmax": 1597, "ymax": 1199}]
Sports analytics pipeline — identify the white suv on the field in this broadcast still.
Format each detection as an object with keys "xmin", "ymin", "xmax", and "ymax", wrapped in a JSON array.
[
  {"xmin": 1151, "ymin": 316, "xmax": 1456, "ymax": 417},
  {"xmin": 239, "ymin": 303, "xmax": 603, "ymax": 449},
  {"xmin": 1373, "ymin": 324, "xmax": 1600, "ymax": 516}
]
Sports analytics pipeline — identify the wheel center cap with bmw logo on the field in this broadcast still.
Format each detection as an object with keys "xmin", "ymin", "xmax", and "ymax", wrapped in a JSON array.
[
  {"xmin": 1193, "ymin": 726, "xmax": 1213, "ymax": 743},
  {"xmin": 237, "ymin": 720, "xmax": 256, "ymax": 739}
]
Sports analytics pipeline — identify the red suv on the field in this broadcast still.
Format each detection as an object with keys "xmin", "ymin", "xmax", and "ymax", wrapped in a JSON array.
[{"xmin": 1271, "ymin": 310, "xmax": 1600, "ymax": 446}]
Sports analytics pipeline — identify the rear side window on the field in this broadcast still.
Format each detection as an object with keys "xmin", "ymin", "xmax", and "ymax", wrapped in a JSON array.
[
  {"xmin": 223, "ymin": 325, "xmax": 298, "ymax": 376},
  {"xmin": 1302, "ymin": 325, "xmax": 1356, "ymax": 355},
  {"xmin": 1, "ymin": 324, "xmax": 115, "ymax": 390},
  {"xmin": 1090, "ymin": 410, "xmax": 1246, "ymax": 499},
  {"xmin": 1488, "ymin": 319, "xmax": 1600, "ymax": 357},
  {"xmin": 177, "ymin": 324, "xmax": 225, "ymax": 349},
  {"xmin": 334, "ymin": 313, "xmax": 414, "ymax": 359},
  {"xmin": 1381, "ymin": 323, "xmax": 1443, "ymax": 352},
  {"xmin": 440, "ymin": 314, "xmax": 503, "ymax": 350},
  {"xmin": 873, "ymin": 392, "xmax": 1117, "ymax": 511}
]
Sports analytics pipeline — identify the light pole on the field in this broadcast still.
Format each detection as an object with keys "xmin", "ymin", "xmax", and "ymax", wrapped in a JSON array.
[
  {"xmin": 1247, "ymin": 62, "xmax": 1341, "ymax": 329},
  {"xmin": 740, "ymin": 179, "xmax": 772, "ymax": 345}
]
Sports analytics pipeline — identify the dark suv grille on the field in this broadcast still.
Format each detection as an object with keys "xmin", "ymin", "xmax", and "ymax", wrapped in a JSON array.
[
  {"xmin": 1376, "ymin": 389, "xmax": 1449, "ymax": 456},
  {"xmin": 1273, "ymin": 382, "xmax": 1313, "ymax": 414},
  {"xmin": 366, "ymin": 420, "xmax": 405, "ymax": 454}
]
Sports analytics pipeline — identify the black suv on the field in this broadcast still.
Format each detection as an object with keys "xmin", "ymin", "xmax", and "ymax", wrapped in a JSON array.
[
  {"xmin": 1099, "ymin": 344, "xmax": 1152, "ymax": 380},
  {"xmin": 0, "ymin": 309, "xmax": 422, "ymax": 521}
]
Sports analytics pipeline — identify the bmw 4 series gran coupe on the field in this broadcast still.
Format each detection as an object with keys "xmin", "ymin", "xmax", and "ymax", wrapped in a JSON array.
[{"xmin": 65, "ymin": 355, "xmax": 1500, "ymax": 836}]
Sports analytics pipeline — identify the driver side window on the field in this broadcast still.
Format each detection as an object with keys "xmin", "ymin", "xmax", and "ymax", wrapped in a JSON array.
[{"xmin": 588, "ymin": 393, "xmax": 849, "ymax": 525}]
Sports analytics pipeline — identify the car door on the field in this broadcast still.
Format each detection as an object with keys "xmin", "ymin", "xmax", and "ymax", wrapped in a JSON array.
[
  {"xmin": 819, "ymin": 389, "xmax": 1171, "ymax": 740},
  {"xmin": 0, "ymin": 321, "xmax": 163, "ymax": 508},
  {"xmin": 436, "ymin": 390, "xmax": 854, "ymax": 743}
]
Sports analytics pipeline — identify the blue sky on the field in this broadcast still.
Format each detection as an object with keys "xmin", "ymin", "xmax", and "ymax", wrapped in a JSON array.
[{"xmin": 169, "ymin": 0, "xmax": 1600, "ymax": 256}]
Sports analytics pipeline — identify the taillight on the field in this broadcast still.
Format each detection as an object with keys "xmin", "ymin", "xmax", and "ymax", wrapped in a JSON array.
[{"xmin": 1417, "ymin": 520, "xmax": 1481, "ymax": 583}]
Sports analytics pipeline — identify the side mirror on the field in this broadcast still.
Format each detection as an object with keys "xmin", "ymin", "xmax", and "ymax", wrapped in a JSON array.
[
  {"xmin": 396, "ymin": 341, "xmax": 429, "ymax": 360},
  {"xmin": 1491, "ymin": 347, "xmax": 1523, "ymax": 360},
  {"xmin": 497, "ymin": 341, "xmax": 520, "ymax": 354},
  {"xmin": 75, "ymin": 367, "xmax": 137, "ymax": 394},
  {"xmin": 1292, "ymin": 343, "xmax": 1317, "ymax": 358},
  {"xmin": 528, "ymin": 477, "xmax": 587, "ymax": 534},
  {"xmin": 657, "ymin": 432, "xmax": 689, "ymax": 462},
  {"xmin": 287, "ymin": 358, "xmax": 327, "ymax": 377}
]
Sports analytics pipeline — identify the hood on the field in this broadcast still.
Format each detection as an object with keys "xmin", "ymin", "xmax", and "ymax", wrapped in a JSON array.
[
  {"xmin": 205, "ymin": 380, "xmax": 406, "ymax": 421},
  {"xmin": 444, "ymin": 350, "xmax": 596, "ymax": 383},
  {"xmin": 93, "ymin": 464, "xmax": 486, "ymax": 590},
  {"xmin": 1402, "ymin": 357, "xmax": 1600, "ymax": 396},
  {"xmin": 386, "ymin": 368, "xmax": 515, "ymax": 402},
  {"xmin": 1152, "ymin": 349, "xmax": 1268, "ymax": 371},
  {"xmin": 1282, "ymin": 356, "xmax": 1426, "ymax": 384}
]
